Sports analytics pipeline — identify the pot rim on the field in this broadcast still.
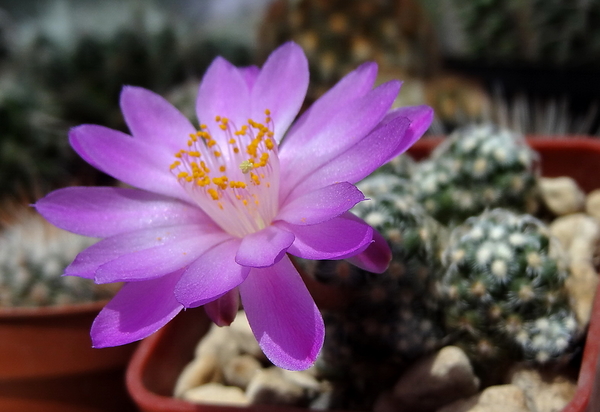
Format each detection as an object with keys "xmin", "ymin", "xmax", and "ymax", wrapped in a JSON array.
[{"xmin": 0, "ymin": 299, "xmax": 109, "ymax": 319}]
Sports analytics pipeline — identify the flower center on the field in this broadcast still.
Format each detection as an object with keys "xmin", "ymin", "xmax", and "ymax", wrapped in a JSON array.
[{"xmin": 170, "ymin": 110, "xmax": 280, "ymax": 238}]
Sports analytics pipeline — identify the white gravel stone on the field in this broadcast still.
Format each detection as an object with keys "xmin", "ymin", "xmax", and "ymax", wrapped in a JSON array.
[
  {"xmin": 437, "ymin": 384, "xmax": 530, "ymax": 412},
  {"xmin": 539, "ymin": 177, "xmax": 585, "ymax": 216},
  {"xmin": 392, "ymin": 346, "xmax": 480, "ymax": 411},
  {"xmin": 181, "ymin": 382, "xmax": 249, "ymax": 406}
]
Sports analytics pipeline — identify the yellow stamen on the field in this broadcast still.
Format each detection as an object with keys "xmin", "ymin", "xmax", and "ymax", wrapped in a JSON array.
[{"xmin": 208, "ymin": 188, "xmax": 219, "ymax": 200}]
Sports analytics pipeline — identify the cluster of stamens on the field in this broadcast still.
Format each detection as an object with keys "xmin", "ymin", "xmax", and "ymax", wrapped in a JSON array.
[{"xmin": 170, "ymin": 110, "xmax": 279, "ymax": 237}]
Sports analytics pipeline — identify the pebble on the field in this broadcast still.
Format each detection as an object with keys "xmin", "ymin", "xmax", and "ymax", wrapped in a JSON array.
[
  {"xmin": 392, "ymin": 346, "xmax": 480, "ymax": 411},
  {"xmin": 245, "ymin": 367, "xmax": 309, "ymax": 406},
  {"xmin": 539, "ymin": 177, "xmax": 585, "ymax": 216},
  {"xmin": 223, "ymin": 355, "xmax": 262, "ymax": 390},
  {"xmin": 549, "ymin": 213, "xmax": 599, "ymax": 327},
  {"xmin": 181, "ymin": 382, "xmax": 249, "ymax": 406},
  {"xmin": 566, "ymin": 262, "xmax": 599, "ymax": 327},
  {"xmin": 585, "ymin": 189, "xmax": 600, "ymax": 220},
  {"xmin": 173, "ymin": 354, "xmax": 221, "ymax": 398},
  {"xmin": 550, "ymin": 213, "xmax": 600, "ymax": 264},
  {"xmin": 437, "ymin": 384, "xmax": 530, "ymax": 412},
  {"xmin": 508, "ymin": 367, "xmax": 577, "ymax": 412},
  {"xmin": 228, "ymin": 311, "xmax": 267, "ymax": 361},
  {"xmin": 194, "ymin": 322, "xmax": 240, "ymax": 362}
]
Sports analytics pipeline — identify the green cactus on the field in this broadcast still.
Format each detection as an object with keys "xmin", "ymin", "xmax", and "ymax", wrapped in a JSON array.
[
  {"xmin": 0, "ymin": 210, "xmax": 118, "ymax": 307},
  {"xmin": 412, "ymin": 123, "xmax": 539, "ymax": 225},
  {"xmin": 432, "ymin": 0, "xmax": 600, "ymax": 66},
  {"xmin": 0, "ymin": 4, "xmax": 252, "ymax": 199},
  {"xmin": 302, "ymin": 173, "xmax": 447, "ymax": 409},
  {"xmin": 439, "ymin": 208, "xmax": 578, "ymax": 365}
]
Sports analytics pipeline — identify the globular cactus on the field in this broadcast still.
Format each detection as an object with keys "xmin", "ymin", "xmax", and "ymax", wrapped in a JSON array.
[
  {"xmin": 0, "ymin": 210, "xmax": 118, "ymax": 307},
  {"xmin": 412, "ymin": 123, "xmax": 539, "ymax": 225},
  {"xmin": 435, "ymin": 0, "xmax": 600, "ymax": 66},
  {"xmin": 439, "ymin": 208, "xmax": 579, "ymax": 365},
  {"xmin": 302, "ymin": 173, "xmax": 447, "ymax": 409},
  {"xmin": 259, "ymin": 0, "xmax": 439, "ymax": 88}
]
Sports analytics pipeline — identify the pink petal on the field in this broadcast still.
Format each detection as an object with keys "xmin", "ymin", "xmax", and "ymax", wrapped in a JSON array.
[
  {"xmin": 288, "ymin": 114, "xmax": 412, "ymax": 198},
  {"xmin": 280, "ymin": 213, "xmax": 373, "ymax": 260},
  {"xmin": 239, "ymin": 255, "xmax": 324, "ymax": 370},
  {"xmin": 35, "ymin": 187, "xmax": 210, "ymax": 238},
  {"xmin": 95, "ymin": 231, "xmax": 232, "ymax": 284},
  {"xmin": 345, "ymin": 227, "xmax": 392, "ymax": 273},
  {"xmin": 381, "ymin": 105, "xmax": 434, "ymax": 162},
  {"xmin": 282, "ymin": 61, "xmax": 378, "ymax": 153},
  {"xmin": 250, "ymin": 42, "xmax": 308, "ymax": 141},
  {"xmin": 175, "ymin": 238, "xmax": 250, "ymax": 308},
  {"xmin": 196, "ymin": 57, "xmax": 251, "ymax": 138},
  {"xmin": 235, "ymin": 226, "xmax": 295, "ymax": 268},
  {"xmin": 91, "ymin": 270, "xmax": 184, "ymax": 347},
  {"xmin": 204, "ymin": 288, "xmax": 240, "ymax": 327},
  {"xmin": 65, "ymin": 224, "xmax": 222, "ymax": 280},
  {"xmin": 120, "ymin": 86, "xmax": 196, "ymax": 153},
  {"xmin": 277, "ymin": 182, "xmax": 365, "ymax": 225},
  {"xmin": 70, "ymin": 125, "xmax": 189, "ymax": 202},
  {"xmin": 279, "ymin": 80, "xmax": 401, "ymax": 201},
  {"xmin": 239, "ymin": 65, "xmax": 260, "ymax": 90}
]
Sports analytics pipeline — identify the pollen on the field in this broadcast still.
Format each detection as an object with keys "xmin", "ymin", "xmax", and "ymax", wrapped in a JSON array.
[
  {"xmin": 208, "ymin": 188, "xmax": 219, "ymax": 200},
  {"xmin": 169, "ymin": 109, "xmax": 279, "ymax": 238}
]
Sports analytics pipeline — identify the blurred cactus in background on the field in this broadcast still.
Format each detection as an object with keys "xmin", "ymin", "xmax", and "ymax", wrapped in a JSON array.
[
  {"xmin": 0, "ymin": 209, "xmax": 118, "ymax": 307},
  {"xmin": 424, "ymin": 0, "xmax": 600, "ymax": 66},
  {"xmin": 0, "ymin": 0, "xmax": 252, "ymax": 199},
  {"xmin": 260, "ymin": 0, "xmax": 440, "ymax": 91}
]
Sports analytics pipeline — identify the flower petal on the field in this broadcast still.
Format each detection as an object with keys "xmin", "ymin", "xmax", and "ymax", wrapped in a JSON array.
[
  {"xmin": 288, "ymin": 114, "xmax": 412, "ymax": 197},
  {"xmin": 277, "ymin": 182, "xmax": 365, "ymax": 225},
  {"xmin": 175, "ymin": 238, "xmax": 250, "ymax": 308},
  {"xmin": 120, "ymin": 86, "xmax": 196, "ymax": 153},
  {"xmin": 280, "ymin": 212, "xmax": 373, "ymax": 260},
  {"xmin": 95, "ymin": 231, "xmax": 232, "ymax": 284},
  {"xmin": 196, "ymin": 57, "xmax": 251, "ymax": 137},
  {"xmin": 345, "ymin": 227, "xmax": 392, "ymax": 273},
  {"xmin": 65, "ymin": 224, "xmax": 223, "ymax": 280},
  {"xmin": 239, "ymin": 255, "xmax": 324, "ymax": 370},
  {"xmin": 381, "ymin": 105, "xmax": 434, "ymax": 162},
  {"xmin": 235, "ymin": 226, "xmax": 295, "ymax": 268},
  {"xmin": 204, "ymin": 288, "xmax": 240, "ymax": 327},
  {"xmin": 279, "ymin": 80, "xmax": 401, "ymax": 200},
  {"xmin": 282, "ymin": 61, "xmax": 378, "ymax": 152},
  {"xmin": 91, "ymin": 270, "xmax": 184, "ymax": 348},
  {"xmin": 70, "ymin": 125, "xmax": 189, "ymax": 201},
  {"xmin": 35, "ymin": 187, "xmax": 210, "ymax": 238},
  {"xmin": 250, "ymin": 42, "xmax": 308, "ymax": 141},
  {"xmin": 239, "ymin": 65, "xmax": 260, "ymax": 90}
]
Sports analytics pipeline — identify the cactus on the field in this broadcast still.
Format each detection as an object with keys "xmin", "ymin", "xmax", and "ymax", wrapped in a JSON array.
[
  {"xmin": 0, "ymin": 210, "xmax": 118, "ymax": 307},
  {"xmin": 439, "ymin": 208, "xmax": 579, "ymax": 365},
  {"xmin": 0, "ymin": 2, "xmax": 252, "ymax": 198},
  {"xmin": 431, "ymin": 0, "xmax": 600, "ymax": 66},
  {"xmin": 412, "ymin": 123, "xmax": 539, "ymax": 225},
  {"xmin": 300, "ymin": 173, "xmax": 447, "ymax": 409},
  {"xmin": 259, "ymin": 0, "xmax": 439, "ymax": 96}
]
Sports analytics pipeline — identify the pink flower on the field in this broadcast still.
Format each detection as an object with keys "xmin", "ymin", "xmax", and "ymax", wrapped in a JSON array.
[{"xmin": 35, "ymin": 42, "xmax": 432, "ymax": 370}]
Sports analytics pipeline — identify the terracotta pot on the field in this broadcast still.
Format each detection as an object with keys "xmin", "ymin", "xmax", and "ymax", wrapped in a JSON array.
[
  {"xmin": 0, "ymin": 300, "xmax": 138, "ymax": 412},
  {"xmin": 126, "ymin": 138, "xmax": 600, "ymax": 412}
]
